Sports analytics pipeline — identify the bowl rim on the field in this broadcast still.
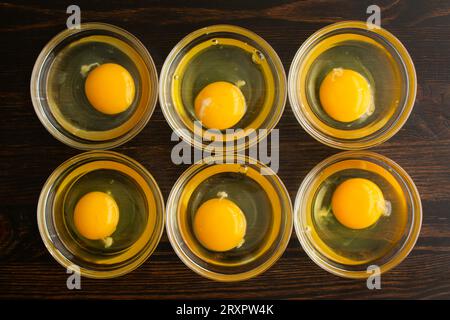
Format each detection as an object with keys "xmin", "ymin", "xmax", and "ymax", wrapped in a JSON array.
[
  {"xmin": 37, "ymin": 150, "xmax": 165, "ymax": 279},
  {"xmin": 159, "ymin": 24, "xmax": 287, "ymax": 152},
  {"xmin": 288, "ymin": 20, "xmax": 417, "ymax": 150},
  {"xmin": 30, "ymin": 22, "xmax": 159, "ymax": 150},
  {"xmin": 165, "ymin": 154, "xmax": 293, "ymax": 282},
  {"xmin": 293, "ymin": 151, "xmax": 422, "ymax": 279}
]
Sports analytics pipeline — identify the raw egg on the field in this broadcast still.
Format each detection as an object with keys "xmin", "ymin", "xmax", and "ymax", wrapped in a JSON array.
[
  {"xmin": 194, "ymin": 81, "xmax": 246, "ymax": 130},
  {"xmin": 331, "ymin": 178, "xmax": 385, "ymax": 229},
  {"xmin": 193, "ymin": 195, "xmax": 247, "ymax": 252},
  {"xmin": 74, "ymin": 191, "xmax": 120, "ymax": 241},
  {"xmin": 319, "ymin": 68, "xmax": 373, "ymax": 122},
  {"xmin": 84, "ymin": 63, "xmax": 135, "ymax": 115}
]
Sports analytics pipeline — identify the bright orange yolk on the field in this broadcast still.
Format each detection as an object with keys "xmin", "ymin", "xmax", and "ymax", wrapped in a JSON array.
[
  {"xmin": 193, "ymin": 197, "xmax": 247, "ymax": 252},
  {"xmin": 331, "ymin": 178, "xmax": 385, "ymax": 229},
  {"xmin": 194, "ymin": 81, "xmax": 246, "ymax": 130},
  {"xmin": 74, "ymin": 191, "xmax": 120, "ymax": 240},
  {"xmin": 84, "ymin": 63, "xmax": 135, "ymax": 115},
  {"xmin": 319, "ymin": 68, "xmax": 372, "ymax": 123}
]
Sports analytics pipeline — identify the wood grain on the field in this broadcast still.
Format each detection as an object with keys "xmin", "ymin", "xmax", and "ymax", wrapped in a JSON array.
[{"xmin": 0, "ymin": 0, "xmax": 449, "ymax": 299}]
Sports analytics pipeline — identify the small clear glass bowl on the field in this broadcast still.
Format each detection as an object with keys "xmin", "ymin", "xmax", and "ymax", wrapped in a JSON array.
[
  {"xmin": 37, "ymin": 151, "xmax": 165, "ymax": 278},
  {"xmin": 288, "ymin": 21, "xmax": 417, "ymax": 150},
  {"xmin": 31, "ymin": 23, "xmax": 158, "ymax": 150},
  {"xmin": 166, "ymin": 156, "xmax": 293, "ymax": 281},
  {"xmin": 159, "ymin": 25, "xmax": 286, "ymax": 152},
  {"xmin": 294, "ymin": 151, "xmax": 422, "ymax": 278}
]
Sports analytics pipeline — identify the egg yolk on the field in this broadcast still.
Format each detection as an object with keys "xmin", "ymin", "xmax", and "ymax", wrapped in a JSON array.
[
  {"xmin": 194, "ymin": 81, "xmax": 246, "ymax": 130},
  {"xmin": 331, "ymin": 178, "xmax": 385, "ymax": 229},
  {"xmin": 84, "ymin": 63, "xmax": 135, "ymax": 115},
  {"xmin": 193, "ymin": 197, "xmax": 247, "ymax": 252},
  {"xmin": 73, "ymin": 191, "xmax": 120, "ymax": 240},
  {"xmin": 319, "ymin": 68, "xmax": 372, "ymax": 123}
]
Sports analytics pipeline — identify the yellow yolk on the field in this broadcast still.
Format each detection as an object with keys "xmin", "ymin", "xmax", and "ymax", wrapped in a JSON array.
[
  {"xmin": 193, "ymin": 197, "xmax": 247, "ymax": 252},
  {"xmin": 194, "ymin": 81, "xmax": 246, "ymax": 130},
  {"xmin": 74, "ymin": 191, "xmax": 120, "ymax": 240},
  {"xmin": 84, "ymin": 63, "xmax": 135, "ymax": 115},
  {"xmin": 331, "ymin": 178, "xmax": 385, "ymax": 229},
  {"xmin": 319, "ymin": 68, "xmax": 372, "ymax": 123}
]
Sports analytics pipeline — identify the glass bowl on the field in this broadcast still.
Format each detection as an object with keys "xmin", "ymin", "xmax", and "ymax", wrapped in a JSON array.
[
  {"xmin": 31, "ymin": 23, "xmax": 158, "ymax": 150},
  {"xmin": 288, "ymin": 21, "xmax": 417, "ymax": 149},
  {"xmin": 159, "ymin": 25, "xmax": 286, "ymax": 152},
  {"xmin": 37, "ymin": 151, "xmax": 165, "ymax": 278},
  {"xmin": 166, "ymin": 155, "xmax": 293, "ymax": 281},
  {"xmin": 294, "ymin": 151, "xmax": 422, "ymax": 278}
]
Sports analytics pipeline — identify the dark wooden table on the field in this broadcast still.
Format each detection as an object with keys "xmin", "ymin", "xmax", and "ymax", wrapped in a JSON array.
[{"xmin": 1, "ymin": 0, "xmax": 449, "ymax": 300}]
